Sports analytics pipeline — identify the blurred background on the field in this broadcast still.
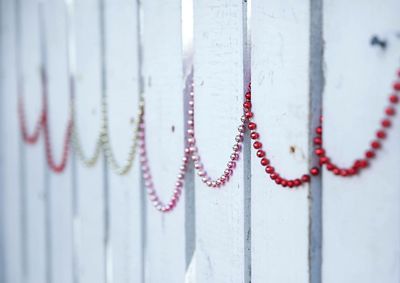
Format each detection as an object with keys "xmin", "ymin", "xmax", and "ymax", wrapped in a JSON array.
[{"xmin": 1, "ymin": 0, "xmax": 400, "ymax": 282}]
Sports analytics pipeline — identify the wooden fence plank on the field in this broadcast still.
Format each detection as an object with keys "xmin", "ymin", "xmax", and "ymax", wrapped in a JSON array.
[
  {"xmin": 43, "ymin": 0, "xmax": 74, "ymax": 282},
  {"xmin": 0, "ymin": 0, "xmax": 23, "ymax": 281},
  {"xmin": 72, "ymin": 0, "xmax": 105, "ymax": 282},
  {"xmin": 193, "ymin": 0, "xmax": 248, "ymax": 282},
  {"xmin": 103, "ymin": 0, "xmax": 143, "ymax": 281},
  {"xmin": 251, "ymin": 1, "xmax": 313, "ymax": 282},
  {"xmin": 20, "ymin": 1, "xmax": 48, "ymax": 282},
  {"xmin": 141, "ymin": 0, "xmax": 187, "ymax": 281},
  {"xmin": 322, "ymin": 1, "xmax": 400, "ymax": 282}
]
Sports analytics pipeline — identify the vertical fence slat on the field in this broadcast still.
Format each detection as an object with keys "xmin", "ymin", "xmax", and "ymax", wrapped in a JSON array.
[
  {"xmin": 20, "ymin": 1, "xmax": 48, "ymax": 282},
  {"xmin": 103, "ymin": 0, "xmax": 143, "ymax": 281},
  {"xmin": 0, "ymin": 0, "xmax": 23, "ymax": 281},
  {"xmin": 322, "ymin": 1, "xmax": 400, "ymax": 282},
  {"xmin": 142, "ymin": 0, "xmax": 186, "ymax": 281},
  {"xmin": 73, "ymin": 0, "xmax": 105, "ymax": 282},
  {"xmin": 43, "ymin": 0, "xmax": 73, "ymax": 282},
  {"xmin": 193, "ymin": 1, "xmax": 247, "ymax": 282},
  {"xmin": 251, "ymin": 1, "xmax": 312, "ymax": 282}
]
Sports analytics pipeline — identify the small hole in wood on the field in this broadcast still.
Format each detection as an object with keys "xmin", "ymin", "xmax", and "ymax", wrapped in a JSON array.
[
  {"xmin": 290, "ymin": 146, "xmax": 296, "ymax": 153},
  {"xmin": 171, "ymin": 125, "xmax": 175, "ymax": 133}
]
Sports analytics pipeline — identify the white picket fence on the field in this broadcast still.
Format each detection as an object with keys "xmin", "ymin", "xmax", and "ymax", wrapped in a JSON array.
[{"xmin": 1, "ymin": 0, "xmax": 400, "ymax": 282}]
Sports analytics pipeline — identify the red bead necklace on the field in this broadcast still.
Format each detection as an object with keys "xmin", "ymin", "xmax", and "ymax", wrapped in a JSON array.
[
  {"xmin": 18, "ymin": 70, "xmax": 73, "ymax": 173},
  {"xmin": 245, "ymin": 69, "xmax": 400, "ymax": 188},
  {"xmin": 17, "ymin": 93, "xmax": 45, "ymax": 144}
]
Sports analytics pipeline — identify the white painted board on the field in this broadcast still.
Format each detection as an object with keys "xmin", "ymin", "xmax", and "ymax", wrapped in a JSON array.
[
  {"xmin": 20, "ymin": 0, "xmax": 48, "ymax": 282},
  {"xmin": 43, "ymin": 0, "xmax": 73, "ymax": 282},
  {"xmin": 251, "ymin": 0, "xmax": 313, "ymax": 282},
  {"xmin": 72, "ymin": 0, "xmax": 105, "ymax": 282},
  {"xmin": 193, "ymin": 0, "xmax": 248, "ymax": 282},
  {"xmin": 322, "ymin": 1, "xmax": 400, "ymax": 282},
  {"xmin": 0, "ymin": 0, "xmax": 23, "ymax": 281},
  {"xmin": 142, "ymin": 0, "xmax": 187, "ymax": 282},
  {"xmin": 103, "ymin": 0, "xmax": 143, "ymax": 281}
]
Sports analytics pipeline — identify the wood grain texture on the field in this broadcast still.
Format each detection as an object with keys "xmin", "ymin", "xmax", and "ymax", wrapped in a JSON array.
[
  {"xmin": 43, "ymin": 0, "xmax": 73, "ymax": 282},
  {"xmin": 142, "ymin": 0, "xmax": 186, "ymax": 282},
  {"xmin": 72, "ymin": 0, "xmax": 105, "ymax": 282},
  {"xmin": 251, "ymin": 1, "xmax": 312, "ymax": 282},
  {"xmin": 322, "ymin": 1, "xmax": 400, "ymax": 282},
  {"xmin": 20, "ymin": 1, "xmax": 48, "ymax": 282},
  {"xmin": 193, "ymin": 0, "xmax": 247, "ymax": 282},
  {"xmin": 103, "ymin": 0, "xmax": 143, "ymax": 281},
  {"xmin": 0, "ymin": 0, "xmax": 23, "ymax": 281}
]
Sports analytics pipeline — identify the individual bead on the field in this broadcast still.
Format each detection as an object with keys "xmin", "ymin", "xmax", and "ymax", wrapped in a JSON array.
[
  {"xmin": 253, "ymin": 141, "xmax": 262, "ymax": 149},
  {"xmin": 233, "ymin": 144, "xmax": 241, "ymax": 152},
  {"xmin": 310, "ymin": 167, "xmax": 320, "ymax": 176},
  {"xmin": 235, "ymin": 134, "xmax": 244, "ymax": 142},
  {"xmin": 393, "ymin": 82, "xmax": 400, "ymax": 91},
  {"xmin": 260, "ymin": 158, "xmax": 270, "ymax": 166},
  {"xmin": 243, "ymin": 101, "xmax": 252, "ymax": 109},
  {"xmin": 390, "ymin": 94, "xmax": 399, "ymax": 104},
  {"xmin": 227, "ymin": 161, "xmax": 236, "ymax": 168},
  {"xmin": 354, "ymin": 159, "xmax": 369, "ymax": 169},
  {"xmin": 248, "ymin": 122, "xmax": 257, "ymax": 130},
  {"xmin": 265, "ymin": 166, "xmax": 274, "ymax": 174},
  {"xmin": 287, "ymin": 181, "xmax": 294, "ymax": 188},
  {"xmin": 281, "ymin": 180, "xmax": 288, "ymax": 187},
  {"xmin": 319, "ymin": 156, "xmax": 329, "ymax": 165},
  {"xmin": 316, "ymin": 126, "xmax": 322, "ymax": 135},
  {"xmin": 315, "ymin": 148, "xmax": 325, "ymax": 156},
  {"xmin": 294, "ymin": 179, "xmax": 302, "ymax": 187},
  {"xmin": 385, "ymin": 107, "xmax": 396, "ymax": 116},
  {"xmin": 275, "ymin": 177, "xmax": 282, "ymax": 185},
  {"xmin": 256, "ymin": 150, "xmax": 265, "ymax": 158},
  {"xmin": 270, "ymin": 173, "xmax": 278, "ymax": 180},
  {"xmin": 376, "ymin": 130, "xmax": 386, "ymax": 139},
  {"xmin": 245, "ymin": 112, "xmax": 253, "ymax": 119},
  {"xmin": 313, "ymin": 137, "xmax": 322, "ymax": 145},
  {"xmin": 250, "ymin": 132, "xmax": 259, "ymax": 140},
  {"xmin": 326, "ymin": 163, "xmax": 335, "ymax": 171},
  {"xmin": 371, "ymin": 140, "xmax": 381, "ymax": 149},
  {"xmin": 245, "ymin": 92, "xmax": 251, "ymax": 100},
  {"xmin": 381, "ymin": 119, "xmax": 391, "ymax": 128},
  {"xmin": 348, "ymin": 168, "xmax": 356, "ymax": 176},
  {"xmin": 224, "ymin": 169, "xmax": 233, "ymax": 176},
  {"xmin": 365, "ymin": 150, "xmax": 375, "ymax": 159}
]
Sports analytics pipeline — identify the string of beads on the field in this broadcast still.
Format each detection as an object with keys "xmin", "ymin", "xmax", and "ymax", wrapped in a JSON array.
[{"xmin": 244, "ymin": 69, "xmax": 400, "ymax": 188}]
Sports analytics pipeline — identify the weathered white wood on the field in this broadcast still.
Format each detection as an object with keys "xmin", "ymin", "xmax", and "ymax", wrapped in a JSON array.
[
  {"xmin": 72, "ymin": 0, "xmax": 105, "ymax": 282},
  {"xmin": 322, "ymin": 1, "xmax": 400, "ymax": 282},
  {"xmin": 250, "ymin": 1, "xmax": 313, "ymax": 282},
  {"xmin": 142, "ymin": 0, "xmax": 187, "ymax": 282},
  {"xmin": 103, "ymin": 0, "xmax": 143, "ymax": 281},
  {"xmin": 193, "ymin": 0, "xmax": 247, "ymax": 282},
  {"xmin": 43, "ymin": 0, "xmax": 73, "ymax": 282},
  {"xmin": 20, "ymin": 1, "xmax": 48, "ymax": 282},
  {"xmin": 0, "ymin": 0, "xmax": 23, "ymax": 281}
]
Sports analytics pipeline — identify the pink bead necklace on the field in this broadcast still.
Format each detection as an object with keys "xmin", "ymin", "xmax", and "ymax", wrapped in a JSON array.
[
  {"xmin": 138, "ymin": 83, "xmax": 246, "ymax": 212},
  {"xmin": 245, "ymin": 69, "xmax": 400, "ymax": 188}
]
